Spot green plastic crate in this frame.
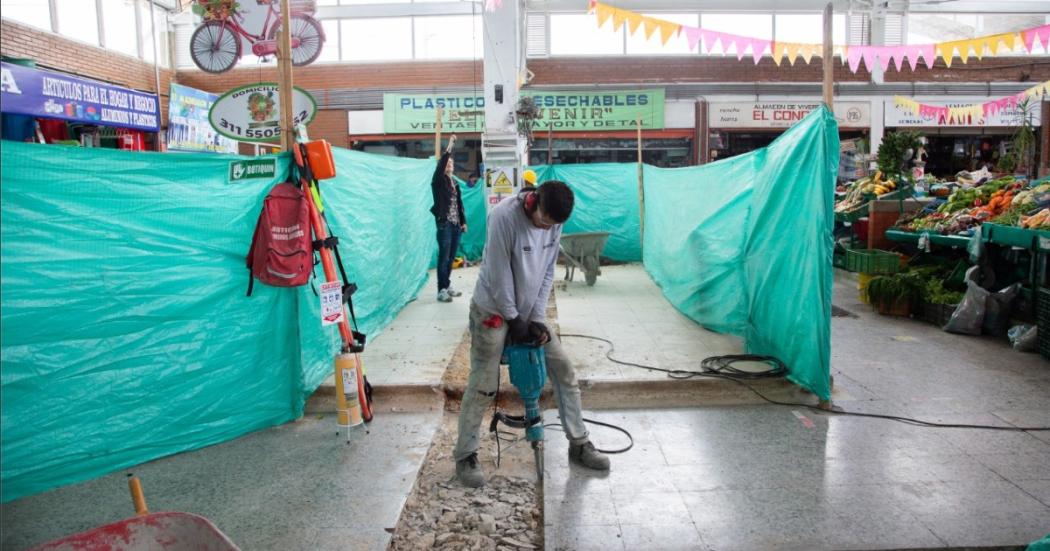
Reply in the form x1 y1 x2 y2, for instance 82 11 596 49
845 248 900 275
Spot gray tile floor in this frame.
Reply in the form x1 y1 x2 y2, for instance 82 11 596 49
5 264 1049 551
0 411 441 551
543 268 1050 551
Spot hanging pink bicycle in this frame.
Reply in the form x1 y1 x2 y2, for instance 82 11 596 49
190 0 325 74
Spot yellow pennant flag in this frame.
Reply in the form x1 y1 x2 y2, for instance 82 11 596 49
657 20 680 45
642 16 659 40
797 43 817 64
784 42 801 65
625 10 643 35
936 43 957 68
611 8 628 32
595 3 613 29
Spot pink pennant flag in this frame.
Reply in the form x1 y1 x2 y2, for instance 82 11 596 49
701 30 721 54
917 44 936 69
683 26 702 51
846 46 866 73
750 39 770 63
861 48 877 73
1023 24 1050 52
887 45 910 72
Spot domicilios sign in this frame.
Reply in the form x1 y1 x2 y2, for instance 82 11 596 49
209 83 316 142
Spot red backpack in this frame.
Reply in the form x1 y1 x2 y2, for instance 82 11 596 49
246 182 313 295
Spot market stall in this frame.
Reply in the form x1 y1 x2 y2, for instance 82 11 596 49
0 60 161 150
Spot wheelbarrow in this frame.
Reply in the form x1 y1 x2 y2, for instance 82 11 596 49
560 231 610 286
29 476 239 551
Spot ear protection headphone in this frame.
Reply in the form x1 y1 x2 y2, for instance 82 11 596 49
524 191 538 211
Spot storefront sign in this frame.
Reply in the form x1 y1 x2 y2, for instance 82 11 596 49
167 84 237 153
0 61 160 131
709 102 870 129
209 83 316 142
884 99 1042 127
228 158 277 183
382 89 665 133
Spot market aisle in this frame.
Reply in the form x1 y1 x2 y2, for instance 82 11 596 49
326 266 478 388
557 264 745 382
543 269 1050 551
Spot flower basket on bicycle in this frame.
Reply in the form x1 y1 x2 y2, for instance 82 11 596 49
194 0 239 21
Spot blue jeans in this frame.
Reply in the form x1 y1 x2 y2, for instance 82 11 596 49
436 221 462 291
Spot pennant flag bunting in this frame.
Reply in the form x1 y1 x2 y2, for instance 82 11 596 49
893 81 1050 122
591 2 1050 73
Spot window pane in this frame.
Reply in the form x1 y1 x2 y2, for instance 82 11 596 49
773 14 846 48
1 0 52 30
101 0 138 56
906 13 978 44
550 14 623 55
340 17 412 61
626 13 698 55
702 13 771 55
56 0 100 45
318 19 340 61
154 5 169 67
415 15 481 59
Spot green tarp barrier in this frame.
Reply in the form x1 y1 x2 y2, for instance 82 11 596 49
0 143 437 502
534 164 641 262
643 107 837 400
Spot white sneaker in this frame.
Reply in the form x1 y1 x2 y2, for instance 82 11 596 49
437 289 453 302
447 287 463 297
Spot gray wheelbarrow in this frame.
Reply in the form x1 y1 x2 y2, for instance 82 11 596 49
560 232 611 286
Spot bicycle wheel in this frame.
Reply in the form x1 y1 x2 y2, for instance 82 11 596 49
268 15 324 67
190 21 240 74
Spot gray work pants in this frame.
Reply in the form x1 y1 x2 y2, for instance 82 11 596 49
453 300 590 461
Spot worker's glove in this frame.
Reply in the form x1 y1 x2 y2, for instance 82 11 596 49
528 321 550 345
507 316 530 344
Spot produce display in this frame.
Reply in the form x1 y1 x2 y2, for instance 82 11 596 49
895 177 1050 234
835 171 899 214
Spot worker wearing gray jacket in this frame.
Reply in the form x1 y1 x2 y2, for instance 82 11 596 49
453 180 610 488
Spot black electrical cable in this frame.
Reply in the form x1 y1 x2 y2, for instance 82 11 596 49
560 333 1050 432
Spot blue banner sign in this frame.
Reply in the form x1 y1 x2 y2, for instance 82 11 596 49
167 83 237 153
0 61 160 131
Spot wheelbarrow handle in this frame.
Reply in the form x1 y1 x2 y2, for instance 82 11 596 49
128 474 149 516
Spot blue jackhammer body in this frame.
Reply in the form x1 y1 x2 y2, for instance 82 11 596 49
502 345 547 443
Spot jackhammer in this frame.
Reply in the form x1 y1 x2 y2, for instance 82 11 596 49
489 344 547 482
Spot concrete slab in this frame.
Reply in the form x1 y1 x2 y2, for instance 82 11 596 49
1 411 442 551
541 266 1050 551
326 267 478 389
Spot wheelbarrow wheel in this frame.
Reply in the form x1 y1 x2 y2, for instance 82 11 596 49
585 269 597 286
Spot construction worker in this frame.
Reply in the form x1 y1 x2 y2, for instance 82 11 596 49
522 168 538 188
453 180 610 488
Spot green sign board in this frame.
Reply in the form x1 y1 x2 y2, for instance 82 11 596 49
228 158 277 183
382 89 665 134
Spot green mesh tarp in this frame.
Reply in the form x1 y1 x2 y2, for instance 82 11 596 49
534 164 641 262
643 107 837 400
0 142 436 502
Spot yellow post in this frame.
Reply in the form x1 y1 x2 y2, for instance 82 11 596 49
822 3 834 109
127 475 148 516
278 0 294 150
637 117 644 246
435 106 444 158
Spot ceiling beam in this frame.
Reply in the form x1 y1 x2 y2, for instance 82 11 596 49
317 2 479 19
